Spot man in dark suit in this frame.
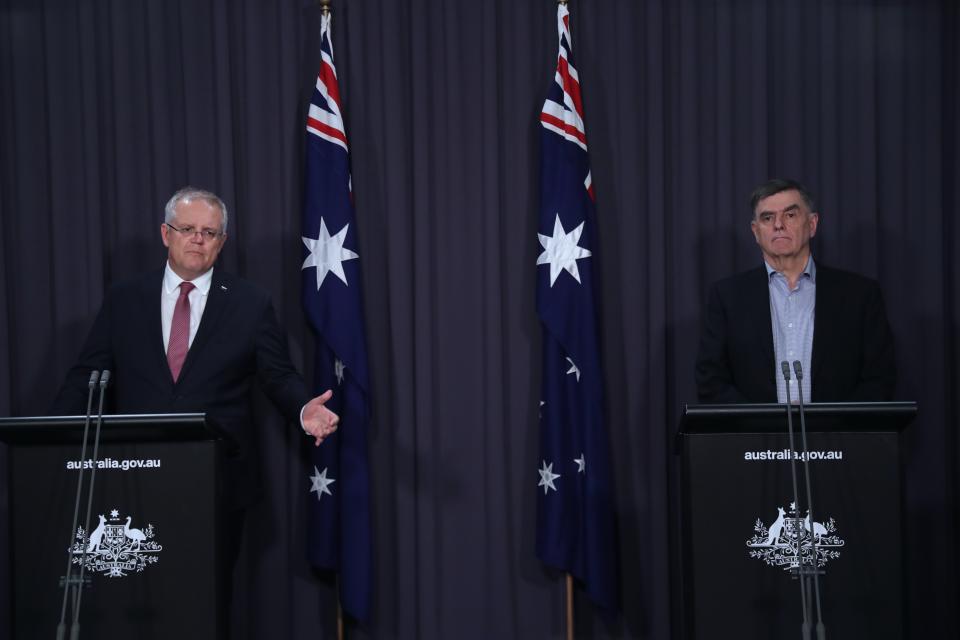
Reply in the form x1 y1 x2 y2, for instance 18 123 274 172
695 178 896 403
50 186 338 562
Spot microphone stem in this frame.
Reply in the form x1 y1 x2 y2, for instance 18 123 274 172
781 362 811 637
58 370 99 633
794 371 826 636
72 371 110 628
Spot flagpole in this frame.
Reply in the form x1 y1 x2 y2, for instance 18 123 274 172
316 4 342 636
316 0 344 634
560 0 574 636
337 580 344 640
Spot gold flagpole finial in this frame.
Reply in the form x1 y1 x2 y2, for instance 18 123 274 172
320 0 332 16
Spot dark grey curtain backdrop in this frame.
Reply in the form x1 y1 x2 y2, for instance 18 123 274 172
0 0 957 637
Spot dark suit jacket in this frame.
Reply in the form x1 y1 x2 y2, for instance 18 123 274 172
50 268 309 507
695 263 896 403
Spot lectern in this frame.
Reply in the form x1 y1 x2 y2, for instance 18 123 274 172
678 402 916 640
0 413 228 640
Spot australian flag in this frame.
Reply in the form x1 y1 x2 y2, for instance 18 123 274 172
301 9 373 622
535 2 619 612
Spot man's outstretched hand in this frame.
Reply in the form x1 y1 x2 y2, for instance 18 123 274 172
303 389 339 446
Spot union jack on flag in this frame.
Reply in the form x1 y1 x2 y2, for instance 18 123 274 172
535 2 619 611
301 9 373 622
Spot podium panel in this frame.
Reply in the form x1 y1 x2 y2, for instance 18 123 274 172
679 403 915 640
1 414 224 640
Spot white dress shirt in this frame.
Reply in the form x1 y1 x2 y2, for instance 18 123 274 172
160 263 214 352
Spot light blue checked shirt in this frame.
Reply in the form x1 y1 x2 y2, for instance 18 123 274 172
766 258 816 403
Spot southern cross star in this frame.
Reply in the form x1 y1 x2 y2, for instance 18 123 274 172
309 466 336 500
574 454 586 473
537 214 592 286
538 460 561 494
302 218 359 289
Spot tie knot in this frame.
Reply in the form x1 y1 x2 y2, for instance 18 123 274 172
179 282 196 297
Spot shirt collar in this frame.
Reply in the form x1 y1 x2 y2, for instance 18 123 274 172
765 256 817 284
163 262 214 295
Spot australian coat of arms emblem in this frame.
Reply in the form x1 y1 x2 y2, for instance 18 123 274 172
69 509 162 578
746 502 844 571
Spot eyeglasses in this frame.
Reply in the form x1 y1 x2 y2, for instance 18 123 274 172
165 222 224 241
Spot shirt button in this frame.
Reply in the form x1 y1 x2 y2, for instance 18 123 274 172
788 323 793 328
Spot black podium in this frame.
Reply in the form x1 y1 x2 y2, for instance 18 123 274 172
678 402 916 640
0 413 228 640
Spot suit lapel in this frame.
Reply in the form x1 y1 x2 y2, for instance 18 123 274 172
142 270 170 381
749 265 775 369
811 264 833 385
743 264 777 400
176 270 230 386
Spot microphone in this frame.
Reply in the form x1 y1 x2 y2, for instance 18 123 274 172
780 362 811 639
781 361 792 383
793 361 827 639
57 370 100 640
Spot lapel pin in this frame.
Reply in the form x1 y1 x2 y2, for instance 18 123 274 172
220 285 228 291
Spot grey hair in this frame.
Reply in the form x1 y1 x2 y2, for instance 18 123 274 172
164 187 229 234
749 178 817 219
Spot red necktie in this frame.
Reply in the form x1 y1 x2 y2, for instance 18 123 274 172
167 282 195 382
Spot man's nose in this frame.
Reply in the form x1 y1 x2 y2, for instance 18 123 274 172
772 214 786 229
